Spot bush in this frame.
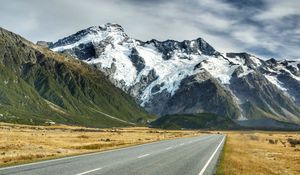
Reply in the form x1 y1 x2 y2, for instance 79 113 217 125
287 138 300 147
249 135 259 141
268 139 277 144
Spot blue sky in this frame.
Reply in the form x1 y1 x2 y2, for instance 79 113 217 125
0 0 299 59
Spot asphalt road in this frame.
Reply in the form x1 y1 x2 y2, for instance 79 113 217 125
0 134 225 175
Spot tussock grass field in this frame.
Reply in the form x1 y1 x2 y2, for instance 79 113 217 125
217 131 300 175
2 122 299 175
0 122 202 167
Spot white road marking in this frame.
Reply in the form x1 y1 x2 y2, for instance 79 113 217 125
138 154 150 158
76 167 102 175
165 146 173 150
198 136 226 175
180 143 185 146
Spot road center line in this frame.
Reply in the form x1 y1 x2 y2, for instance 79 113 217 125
165 146 173 150
198 136 226 175
138 154 150 158
76 167 102 175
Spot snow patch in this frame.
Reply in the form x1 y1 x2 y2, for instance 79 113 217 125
136 45 206 105
250 56 262 67
86 41 137 86
201 56 239 84
264 74 287 91
225 55 255 77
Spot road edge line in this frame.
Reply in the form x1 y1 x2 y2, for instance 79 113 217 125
198 135 226 175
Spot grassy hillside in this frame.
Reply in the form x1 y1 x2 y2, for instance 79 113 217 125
0 27 153 127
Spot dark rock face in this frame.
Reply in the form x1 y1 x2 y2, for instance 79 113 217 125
129 69 158 98
129 48 145 73
226 52 261 68
277 73 300 106
148 72 240 118
62 42 96 60
229 72 300 122
141 38 216 60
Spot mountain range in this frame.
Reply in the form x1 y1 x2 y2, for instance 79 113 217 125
0 23 300 129
47 23 300 129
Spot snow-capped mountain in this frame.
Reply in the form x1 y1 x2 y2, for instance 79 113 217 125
48 23 300 127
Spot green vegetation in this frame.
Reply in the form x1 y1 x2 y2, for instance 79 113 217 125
151 113 238 130
0 27 153 127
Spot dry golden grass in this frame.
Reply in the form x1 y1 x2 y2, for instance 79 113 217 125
0 122 202 167
217 131 300 175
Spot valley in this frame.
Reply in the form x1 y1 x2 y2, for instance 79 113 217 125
1 0 300 174
0 122 202 167
0 25 299 174
1 24 300 130
1 122 299 175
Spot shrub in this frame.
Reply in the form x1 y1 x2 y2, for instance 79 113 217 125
268 139 276 144
249 135 259 141
287 138 300 147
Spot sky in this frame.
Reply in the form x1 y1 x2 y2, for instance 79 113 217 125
0 0 299 59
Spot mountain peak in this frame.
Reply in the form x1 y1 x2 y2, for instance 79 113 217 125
85 23 125 34
101 23 124 31
50 23 128 53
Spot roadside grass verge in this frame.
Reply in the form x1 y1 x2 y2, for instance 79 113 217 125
216 137 228 175
216 131 300 175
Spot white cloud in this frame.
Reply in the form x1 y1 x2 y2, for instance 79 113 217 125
254 0 300 20
0 0 299 59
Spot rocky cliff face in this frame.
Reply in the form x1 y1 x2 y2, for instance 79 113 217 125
49 23 300 126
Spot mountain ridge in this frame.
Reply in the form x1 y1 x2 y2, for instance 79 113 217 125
47 23 300 128
0 26 152 127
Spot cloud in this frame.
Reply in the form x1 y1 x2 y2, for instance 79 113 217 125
0 0 299 59
254 0 300 20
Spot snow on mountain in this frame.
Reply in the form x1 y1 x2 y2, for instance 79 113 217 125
263 59 300 89
264 74 288 91
49 23 300 126
201 56 239 84
135 43 215 105
52 24 126 52
50 23 253 104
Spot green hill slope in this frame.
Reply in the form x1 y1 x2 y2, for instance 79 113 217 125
0 27 153 127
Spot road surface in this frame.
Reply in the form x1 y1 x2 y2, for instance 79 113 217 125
0 134 225 175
